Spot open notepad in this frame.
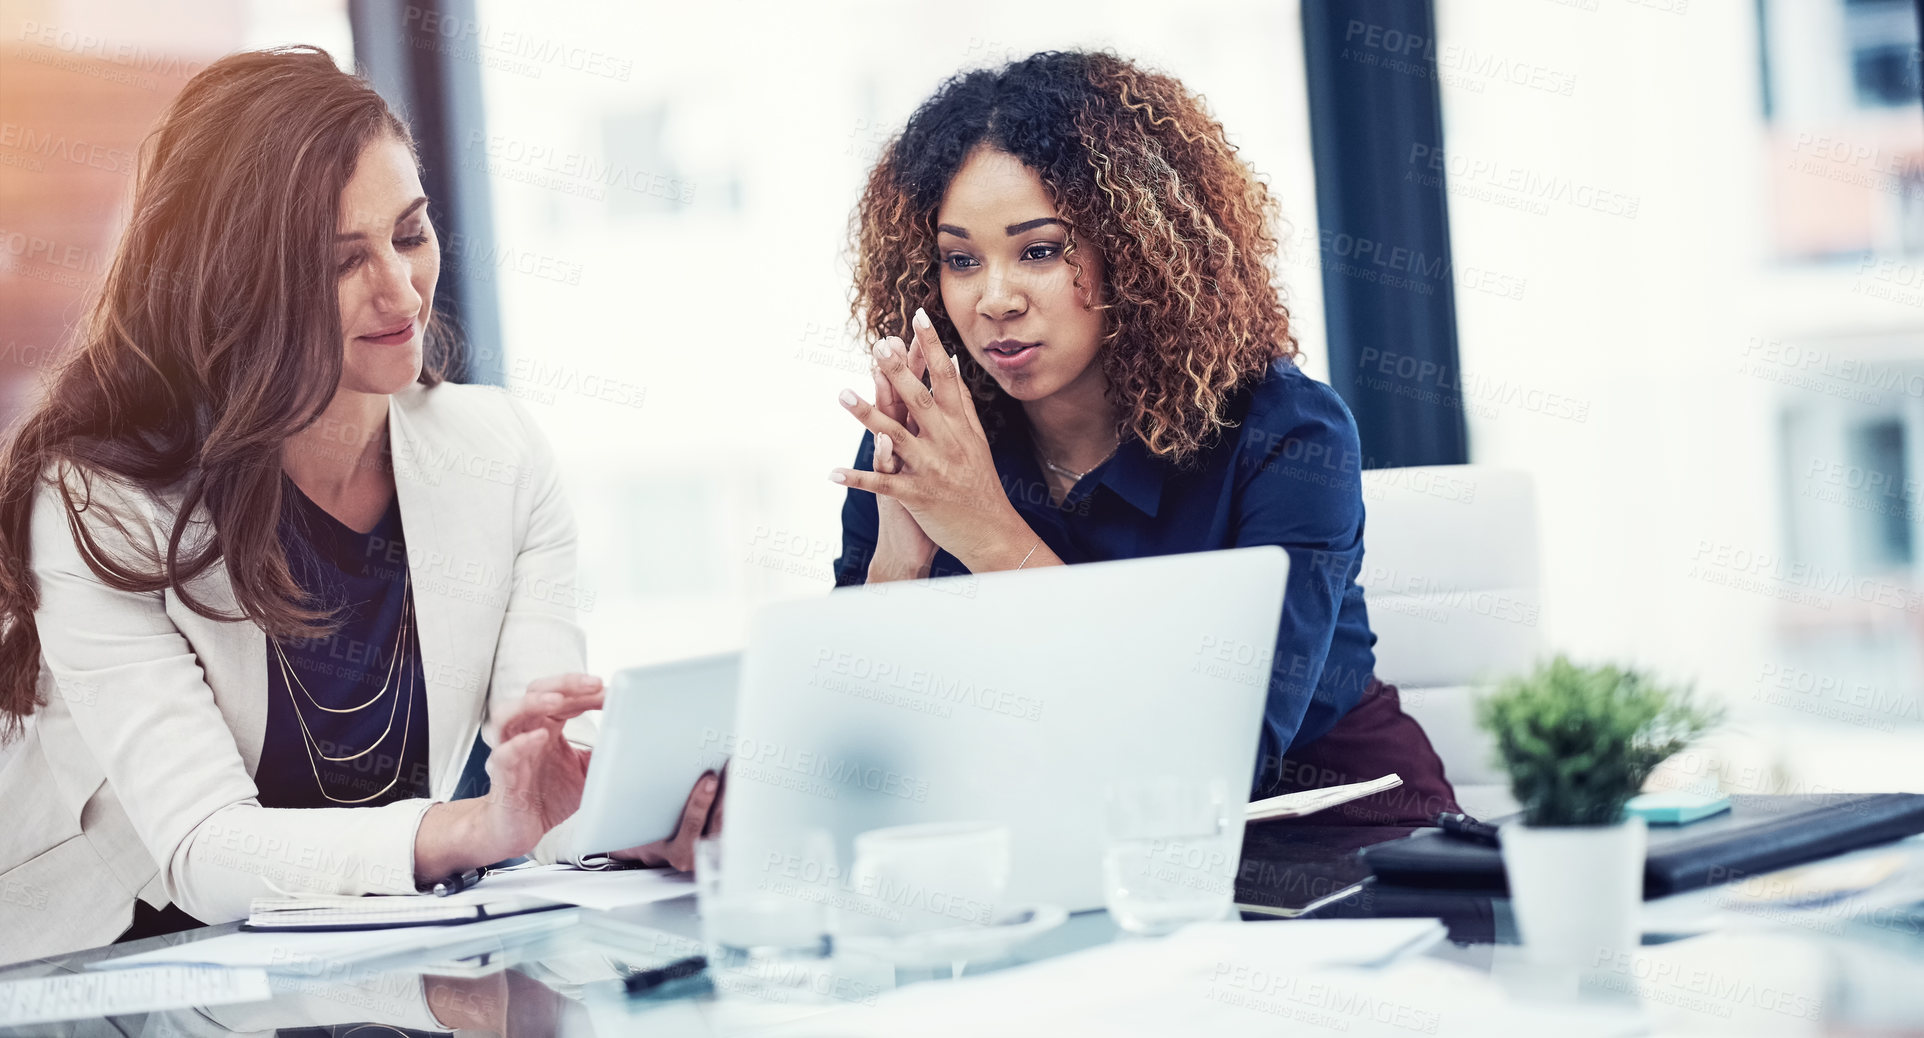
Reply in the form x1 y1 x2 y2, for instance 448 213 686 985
238 862 696 931
243 894 566 932
1245 773 1402 823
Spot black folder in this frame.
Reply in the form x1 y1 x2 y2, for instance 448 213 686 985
1360 793 1924 899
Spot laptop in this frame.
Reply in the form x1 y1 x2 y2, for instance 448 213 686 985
1362 793 1924 898
721 546 1288 913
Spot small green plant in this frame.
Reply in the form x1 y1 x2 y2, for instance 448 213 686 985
1476 656 1722 827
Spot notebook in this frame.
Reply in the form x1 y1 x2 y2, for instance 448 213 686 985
242 894 567 932
1360 793 1924 899
1246 773 1403 823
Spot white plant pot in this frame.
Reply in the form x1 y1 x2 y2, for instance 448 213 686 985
1500 816 1647 969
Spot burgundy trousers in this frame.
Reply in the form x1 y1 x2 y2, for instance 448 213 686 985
1258 679 1461 826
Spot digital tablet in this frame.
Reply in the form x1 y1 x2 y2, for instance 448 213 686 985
570 652 740 860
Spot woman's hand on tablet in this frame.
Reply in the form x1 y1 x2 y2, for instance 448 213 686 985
610 769 723 872
834 308 1037 572
482 673 604 858
416 673 604 881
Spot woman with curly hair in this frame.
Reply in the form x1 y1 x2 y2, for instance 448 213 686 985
830 50 1459 822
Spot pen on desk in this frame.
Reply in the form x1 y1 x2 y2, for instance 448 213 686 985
625 955 708 995
1435 812 1502 847
428 868 485 897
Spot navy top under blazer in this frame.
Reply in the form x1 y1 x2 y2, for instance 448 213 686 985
257 478 432 809
833 360 1379 795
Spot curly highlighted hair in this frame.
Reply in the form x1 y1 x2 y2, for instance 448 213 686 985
850 50 1296 464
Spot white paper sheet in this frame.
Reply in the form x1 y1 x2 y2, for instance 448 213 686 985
89 908 578 971
768 920 1646 1038
0 966 271 1026
1246 774 1405 822
452 863 695 911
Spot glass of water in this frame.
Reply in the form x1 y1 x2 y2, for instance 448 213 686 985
695 831 835 969
1101 777 1237 936
846 821 1012 939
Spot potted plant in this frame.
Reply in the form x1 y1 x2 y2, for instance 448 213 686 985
1475 656 1721 967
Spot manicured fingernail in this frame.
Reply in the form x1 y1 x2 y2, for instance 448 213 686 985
829 469 848 484
877 433 892 454
874 338 899 360
838 388 858 407
702 775 718 793
913 307 932 331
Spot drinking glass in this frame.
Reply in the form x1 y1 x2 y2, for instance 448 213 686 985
694 831 835 968
1101 777 1236 935
846 821 1012 940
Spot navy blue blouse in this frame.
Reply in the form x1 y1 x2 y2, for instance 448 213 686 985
833 360 1378 794
256 479 431 810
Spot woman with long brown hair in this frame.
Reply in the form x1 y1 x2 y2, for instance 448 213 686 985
0 46 711 963
831 50 1460 822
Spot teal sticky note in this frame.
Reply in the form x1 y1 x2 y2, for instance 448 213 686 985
1625 791 1732 825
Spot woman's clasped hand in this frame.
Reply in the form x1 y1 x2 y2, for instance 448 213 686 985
832 309 1034 575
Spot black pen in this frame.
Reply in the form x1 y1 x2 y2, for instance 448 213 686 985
1435 812 1501 847
625 955 708 995
426 867 486 897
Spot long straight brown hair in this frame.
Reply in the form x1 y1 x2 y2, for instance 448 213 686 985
0 46 453 738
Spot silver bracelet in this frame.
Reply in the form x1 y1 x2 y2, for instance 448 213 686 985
1016 540 1040 570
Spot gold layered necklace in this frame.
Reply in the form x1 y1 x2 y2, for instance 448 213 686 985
271 570 419 805
1037 436 1121 504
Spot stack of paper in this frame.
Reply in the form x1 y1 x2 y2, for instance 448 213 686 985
452 862 695 911
1245 774 1403 823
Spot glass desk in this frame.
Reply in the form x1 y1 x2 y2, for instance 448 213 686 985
5 825 1924 1036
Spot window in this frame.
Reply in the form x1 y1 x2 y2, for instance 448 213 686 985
1847 416 1912 568
467 0 1325 670
1439 1 1924 795
0 1 354 419
1843 0 1920 109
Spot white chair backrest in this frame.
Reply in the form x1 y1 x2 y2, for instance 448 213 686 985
1359 466 1541 688
1357 466 1541 798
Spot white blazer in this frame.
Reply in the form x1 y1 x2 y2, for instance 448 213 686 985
0 381 591 965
